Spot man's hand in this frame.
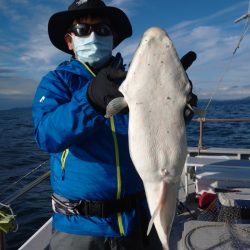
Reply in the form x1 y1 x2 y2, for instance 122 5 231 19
87 67 127 114
180 51 198 123
180 51 197 71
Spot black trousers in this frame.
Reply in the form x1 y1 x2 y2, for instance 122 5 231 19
49 226 162 250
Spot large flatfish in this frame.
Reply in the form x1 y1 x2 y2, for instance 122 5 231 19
106 27 191 250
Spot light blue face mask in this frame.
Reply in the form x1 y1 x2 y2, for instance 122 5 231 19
72 32 113 68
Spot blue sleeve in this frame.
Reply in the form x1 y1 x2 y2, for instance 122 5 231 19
32 70 106 153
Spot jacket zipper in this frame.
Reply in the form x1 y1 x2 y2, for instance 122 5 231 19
61 148 69 181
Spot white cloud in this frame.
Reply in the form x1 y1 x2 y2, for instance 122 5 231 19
0 76 37 98
0 0 30 22
0 74 41 108
169 2 246 34
161 3 250 101
0 89 24 95
107 0 134 7
19 36 60 64
190 26 220 46
0 0 71 83
198 84 250 100
114 40 138 60
108 0 129 5
106 0 139 15
10 0 29 4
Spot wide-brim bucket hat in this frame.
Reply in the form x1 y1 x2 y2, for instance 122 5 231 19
48 0 132 54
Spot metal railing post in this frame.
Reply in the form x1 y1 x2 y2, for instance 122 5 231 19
198 118 205 152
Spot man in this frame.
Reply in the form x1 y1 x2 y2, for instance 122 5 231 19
32 0 197 249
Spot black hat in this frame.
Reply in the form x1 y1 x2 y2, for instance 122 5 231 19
48 0 132 54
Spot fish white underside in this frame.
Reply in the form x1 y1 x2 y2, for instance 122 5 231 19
106 27 190 250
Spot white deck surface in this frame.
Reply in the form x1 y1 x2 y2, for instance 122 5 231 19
186 157 250 168
218 188 250 207
195 164 250 194
188 147 250 159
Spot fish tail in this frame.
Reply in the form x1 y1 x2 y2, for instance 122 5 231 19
145 181 178 250
147 201 161 236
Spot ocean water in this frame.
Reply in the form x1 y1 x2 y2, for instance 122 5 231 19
0 99 250 249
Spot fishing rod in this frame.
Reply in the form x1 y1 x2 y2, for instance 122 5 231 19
234 12 250 23
0 170 50 249
0 171 50 209
0 160 49 198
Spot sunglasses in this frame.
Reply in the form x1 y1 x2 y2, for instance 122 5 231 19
70 23 112 37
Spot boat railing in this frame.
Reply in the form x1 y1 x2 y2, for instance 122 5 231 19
192 117 250 158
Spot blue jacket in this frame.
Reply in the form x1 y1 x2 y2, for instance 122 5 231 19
32 58 146 237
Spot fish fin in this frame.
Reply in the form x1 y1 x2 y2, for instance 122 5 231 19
105 97 128 118
186 104 206 118
144 181 178 249
146 181 168 236
146 181 177 249
147 202 161 235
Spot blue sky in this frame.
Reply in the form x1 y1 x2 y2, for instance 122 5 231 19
0 0 250 110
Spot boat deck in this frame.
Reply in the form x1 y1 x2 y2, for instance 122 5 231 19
170 158 250 250
169 173 198 249
18 149 250 250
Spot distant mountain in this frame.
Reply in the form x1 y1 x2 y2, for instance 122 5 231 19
242 96 250 101
0 106 32 112
199 96 250 104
